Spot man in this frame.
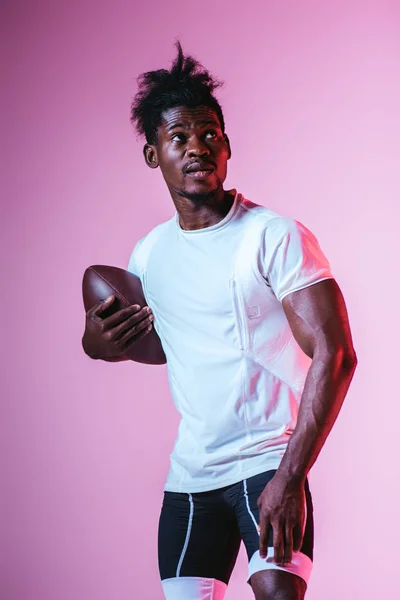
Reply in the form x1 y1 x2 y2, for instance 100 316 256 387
82 42 357 600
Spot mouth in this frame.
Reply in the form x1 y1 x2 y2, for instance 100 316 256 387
184 161 216 179
185 169 214 179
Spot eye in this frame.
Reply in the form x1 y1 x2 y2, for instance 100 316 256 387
171 133 186 142
205 129 218 138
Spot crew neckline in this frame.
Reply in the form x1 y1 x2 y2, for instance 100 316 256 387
175 189 241 234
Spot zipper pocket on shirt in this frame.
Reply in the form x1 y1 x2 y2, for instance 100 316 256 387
230 278 251 440
230 278 248 352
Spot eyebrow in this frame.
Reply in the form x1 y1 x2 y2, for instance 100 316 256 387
166 119 220 133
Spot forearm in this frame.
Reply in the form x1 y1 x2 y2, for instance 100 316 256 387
277 348 357 482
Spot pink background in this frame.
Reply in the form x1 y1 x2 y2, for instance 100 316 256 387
2 1 400 598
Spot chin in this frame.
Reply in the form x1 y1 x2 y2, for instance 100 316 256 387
178 182 222 205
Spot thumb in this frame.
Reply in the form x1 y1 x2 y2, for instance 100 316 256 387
91 295 115 316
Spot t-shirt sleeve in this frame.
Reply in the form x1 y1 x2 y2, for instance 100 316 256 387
127 237 145 277
262 217 334 302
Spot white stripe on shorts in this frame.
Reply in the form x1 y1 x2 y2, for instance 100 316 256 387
176 492 194 577
243 479 260 534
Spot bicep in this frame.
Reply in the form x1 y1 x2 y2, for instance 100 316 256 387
281 279 355 359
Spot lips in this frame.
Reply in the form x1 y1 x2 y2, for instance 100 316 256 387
186 170 214 179
185 162 214 173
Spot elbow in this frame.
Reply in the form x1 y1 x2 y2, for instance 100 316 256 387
341 348 358 374
318 344 358 374
335 345 358 375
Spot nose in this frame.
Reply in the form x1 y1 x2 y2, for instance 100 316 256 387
187 135 210 157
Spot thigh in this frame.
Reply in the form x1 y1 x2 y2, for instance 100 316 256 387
234 471 314 589
158 489 241 598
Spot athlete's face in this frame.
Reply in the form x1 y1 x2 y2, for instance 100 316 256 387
143 106 231 204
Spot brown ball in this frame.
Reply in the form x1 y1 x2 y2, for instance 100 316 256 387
82 265 166 365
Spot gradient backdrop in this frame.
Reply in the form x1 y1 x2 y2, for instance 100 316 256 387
2 1 400 598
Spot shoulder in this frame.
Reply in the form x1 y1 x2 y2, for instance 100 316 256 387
128 216 175 274
135 218 173 255
239 196 311 241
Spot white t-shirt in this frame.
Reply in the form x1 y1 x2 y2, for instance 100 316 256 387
128 190 333 493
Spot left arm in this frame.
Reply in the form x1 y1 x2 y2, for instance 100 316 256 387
257 278 357 564
279 277 357 481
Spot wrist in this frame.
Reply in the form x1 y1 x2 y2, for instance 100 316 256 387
276 460 307 486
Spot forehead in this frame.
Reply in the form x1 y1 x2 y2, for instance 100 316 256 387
159 105 221 132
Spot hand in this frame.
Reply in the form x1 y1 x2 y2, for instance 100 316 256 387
82 295 154 359
257 471 306 566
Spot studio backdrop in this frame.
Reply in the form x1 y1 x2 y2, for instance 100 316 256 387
2 1 400 599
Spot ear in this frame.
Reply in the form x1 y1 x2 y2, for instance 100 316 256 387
224 134 232 160
143 144 159 169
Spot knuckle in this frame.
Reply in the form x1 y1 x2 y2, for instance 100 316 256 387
119 334 129 346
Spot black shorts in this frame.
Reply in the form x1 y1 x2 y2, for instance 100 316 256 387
158 470 314 599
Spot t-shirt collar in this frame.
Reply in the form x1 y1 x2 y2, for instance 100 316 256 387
175 189 241 234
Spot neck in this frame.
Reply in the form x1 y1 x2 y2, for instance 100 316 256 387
173 187 235 231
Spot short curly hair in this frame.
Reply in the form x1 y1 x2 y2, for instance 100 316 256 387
130 40 225 145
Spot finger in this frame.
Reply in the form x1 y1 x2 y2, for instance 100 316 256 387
90 295 115 317
259 520 271 559
272 521 284 565
293 522 304 553
112 309 153 341
117 315 154 345
120 322 153 351
103 304 148 328
283 522 294 565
